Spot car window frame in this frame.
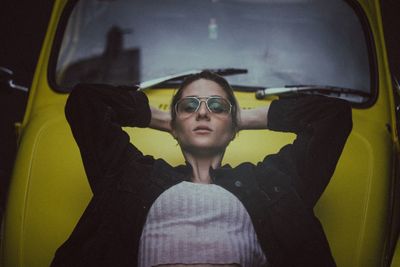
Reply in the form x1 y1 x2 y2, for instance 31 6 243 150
47 0 378 108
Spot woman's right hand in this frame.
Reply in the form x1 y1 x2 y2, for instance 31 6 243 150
149 106 172 133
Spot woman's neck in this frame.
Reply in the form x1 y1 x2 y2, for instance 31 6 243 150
183 152 224 184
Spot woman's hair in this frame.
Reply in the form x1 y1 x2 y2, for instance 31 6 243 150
170 71 239 132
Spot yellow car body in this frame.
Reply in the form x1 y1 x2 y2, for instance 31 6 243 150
1 1 400 267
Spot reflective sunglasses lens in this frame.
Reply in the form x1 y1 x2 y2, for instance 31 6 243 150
207 98 231 114
177 98 199 114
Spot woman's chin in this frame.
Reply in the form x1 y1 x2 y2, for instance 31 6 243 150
181 142 228 156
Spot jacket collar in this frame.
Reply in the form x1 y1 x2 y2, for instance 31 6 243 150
174 161 233 183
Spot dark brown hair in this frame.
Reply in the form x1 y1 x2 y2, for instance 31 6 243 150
170 71 239 132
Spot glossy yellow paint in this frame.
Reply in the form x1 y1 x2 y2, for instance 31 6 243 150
1 0 399 267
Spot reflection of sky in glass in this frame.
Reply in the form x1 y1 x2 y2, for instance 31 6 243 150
57 0 370 91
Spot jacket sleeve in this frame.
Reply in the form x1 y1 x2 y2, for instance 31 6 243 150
65 83 153 194
262 95 352 207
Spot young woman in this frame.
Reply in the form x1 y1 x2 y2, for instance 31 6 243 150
51 71 352 267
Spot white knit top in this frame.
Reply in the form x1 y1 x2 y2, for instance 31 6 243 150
138 181 267 267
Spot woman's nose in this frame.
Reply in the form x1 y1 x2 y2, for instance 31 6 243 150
196 101 210 119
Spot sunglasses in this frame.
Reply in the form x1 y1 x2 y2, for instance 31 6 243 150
175 96 232 116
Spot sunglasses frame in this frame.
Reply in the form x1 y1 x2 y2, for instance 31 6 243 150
175 96 232 116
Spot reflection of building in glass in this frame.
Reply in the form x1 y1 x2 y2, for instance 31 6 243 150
61 26 140 88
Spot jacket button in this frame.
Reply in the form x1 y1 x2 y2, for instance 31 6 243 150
273 186 281 192
234 181 242 187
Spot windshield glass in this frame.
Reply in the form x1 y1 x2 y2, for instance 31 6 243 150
54 0 372 102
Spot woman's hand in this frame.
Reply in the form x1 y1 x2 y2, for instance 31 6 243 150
149 106 172 133
237 106 269 131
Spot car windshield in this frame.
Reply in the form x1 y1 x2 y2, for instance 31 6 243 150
54 0 372 103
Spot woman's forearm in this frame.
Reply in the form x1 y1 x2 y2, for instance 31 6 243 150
238 106 269 130
149 106 172 132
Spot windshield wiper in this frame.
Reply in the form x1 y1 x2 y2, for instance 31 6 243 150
138 68 247 90
255 85 370 99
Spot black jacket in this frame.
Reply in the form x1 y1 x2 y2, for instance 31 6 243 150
51 84 352 267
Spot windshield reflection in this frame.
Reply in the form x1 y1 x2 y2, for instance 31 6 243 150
55 0 372 102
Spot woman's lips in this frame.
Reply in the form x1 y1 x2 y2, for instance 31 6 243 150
193 126 212 134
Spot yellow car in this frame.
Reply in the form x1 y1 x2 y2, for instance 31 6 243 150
1 0 400 266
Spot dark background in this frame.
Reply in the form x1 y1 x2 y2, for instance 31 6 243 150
0 1 399 219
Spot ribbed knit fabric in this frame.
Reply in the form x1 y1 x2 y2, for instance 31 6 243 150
138 181 267 267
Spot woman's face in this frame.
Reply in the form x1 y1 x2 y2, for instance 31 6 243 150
172 79 235 156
